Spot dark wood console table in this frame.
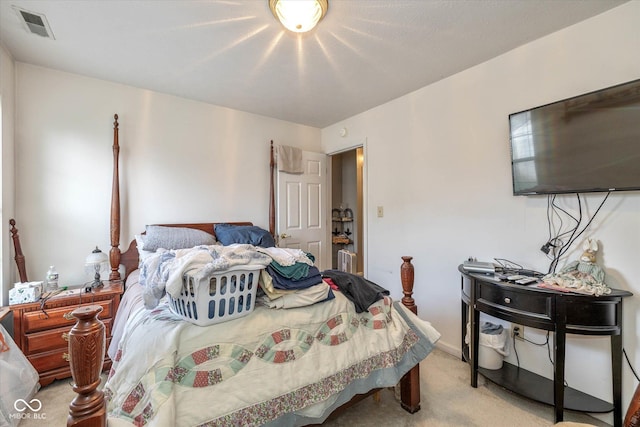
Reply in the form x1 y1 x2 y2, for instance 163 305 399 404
460 265 632 426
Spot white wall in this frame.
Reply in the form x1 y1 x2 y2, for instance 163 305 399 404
322 2 640 422
8 2 640 420
14 64 321 286
1 43 16 306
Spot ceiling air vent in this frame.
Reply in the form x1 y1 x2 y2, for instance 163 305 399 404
14 7 55 39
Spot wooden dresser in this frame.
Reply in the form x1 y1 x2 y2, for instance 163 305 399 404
10 281 123 386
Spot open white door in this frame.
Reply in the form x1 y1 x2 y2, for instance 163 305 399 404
277 150 328 270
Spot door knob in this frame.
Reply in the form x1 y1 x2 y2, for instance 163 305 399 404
280 233 291 239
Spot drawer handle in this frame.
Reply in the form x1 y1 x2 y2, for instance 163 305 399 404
63 311 75 321
61 332 69 342
504 297 511 304
62 353 70 362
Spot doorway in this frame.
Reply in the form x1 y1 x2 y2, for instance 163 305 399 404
330 147 364 274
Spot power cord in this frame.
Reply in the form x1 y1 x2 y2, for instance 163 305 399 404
512 328 568 387
494 258 523 271
512 328 640 389
494 258 543 277
624 348 640 382
38 287 69 319
541 195 579 257
512 328 553 365
38 286 94 319
543 192 610 274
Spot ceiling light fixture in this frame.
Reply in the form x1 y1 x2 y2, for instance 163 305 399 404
269 0 328 33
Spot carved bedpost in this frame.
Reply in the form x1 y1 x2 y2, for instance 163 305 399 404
269 140 276 239
109 114 121 281
399 255 420 413
67 305 106 427
9 219 28 283
401 256 416 314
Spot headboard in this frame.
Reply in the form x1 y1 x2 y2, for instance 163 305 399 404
119 222 252 281
108 114 277 282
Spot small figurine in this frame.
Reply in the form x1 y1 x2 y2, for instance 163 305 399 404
542 238 611 296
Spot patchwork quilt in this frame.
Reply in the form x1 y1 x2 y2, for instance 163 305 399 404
104 291 439 426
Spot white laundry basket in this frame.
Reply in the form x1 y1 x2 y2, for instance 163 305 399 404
168 265 263 326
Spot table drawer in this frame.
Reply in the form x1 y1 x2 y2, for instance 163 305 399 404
22 300 113 333
477 282 553 320
24 319 112 355
565 297 622 333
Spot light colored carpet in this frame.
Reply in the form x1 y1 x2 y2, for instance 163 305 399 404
19 348 609 426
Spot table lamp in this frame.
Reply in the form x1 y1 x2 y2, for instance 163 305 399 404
85 246 108 291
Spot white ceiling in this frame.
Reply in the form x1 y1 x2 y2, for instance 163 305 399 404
0 0 628 128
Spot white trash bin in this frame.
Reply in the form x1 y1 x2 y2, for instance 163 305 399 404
466 321 510 370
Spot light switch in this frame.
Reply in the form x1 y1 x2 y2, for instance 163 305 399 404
377 206 384 217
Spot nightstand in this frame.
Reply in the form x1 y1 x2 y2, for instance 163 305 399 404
9 281 123 386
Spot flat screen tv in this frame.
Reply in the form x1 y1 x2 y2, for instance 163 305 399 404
509 79 640 195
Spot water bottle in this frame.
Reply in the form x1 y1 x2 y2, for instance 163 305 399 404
46 265 59 291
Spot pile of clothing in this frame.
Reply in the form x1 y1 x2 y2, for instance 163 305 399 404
257 247 334 309
321 270 389 313
257 248 391 313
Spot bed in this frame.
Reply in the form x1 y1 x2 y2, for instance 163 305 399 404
66 115 440 427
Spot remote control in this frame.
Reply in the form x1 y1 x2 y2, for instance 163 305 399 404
516 277 538 285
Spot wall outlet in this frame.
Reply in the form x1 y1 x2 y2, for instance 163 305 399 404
512 324 525 341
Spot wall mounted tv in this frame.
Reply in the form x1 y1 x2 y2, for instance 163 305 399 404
509 79 640 195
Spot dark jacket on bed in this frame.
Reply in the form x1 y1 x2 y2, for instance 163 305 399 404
321 270 389 313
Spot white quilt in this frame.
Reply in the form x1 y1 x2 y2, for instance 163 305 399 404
104 291 439 426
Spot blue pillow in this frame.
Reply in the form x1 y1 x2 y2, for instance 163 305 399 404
214 224 276 248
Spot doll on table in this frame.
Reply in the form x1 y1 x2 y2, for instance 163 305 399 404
541 238 611 296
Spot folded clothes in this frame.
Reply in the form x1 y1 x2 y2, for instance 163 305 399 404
268 260 310 280
267 265 323 290
258 282 334 309
259 270 297 299
256 247 314 267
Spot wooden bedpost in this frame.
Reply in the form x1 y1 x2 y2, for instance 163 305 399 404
269 140 276 239
67 305 106 427
9 219 28 283
68 114 119 425
401 256 417 314
399 256 421 413
109 114 121 281
626 382 640 427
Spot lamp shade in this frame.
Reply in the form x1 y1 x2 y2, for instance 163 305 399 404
85 246 108 290
269 0 328 33
86 246 108 267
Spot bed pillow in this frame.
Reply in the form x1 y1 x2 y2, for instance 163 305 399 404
214 224 276 248
142 225 217 251
135 234 155 262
